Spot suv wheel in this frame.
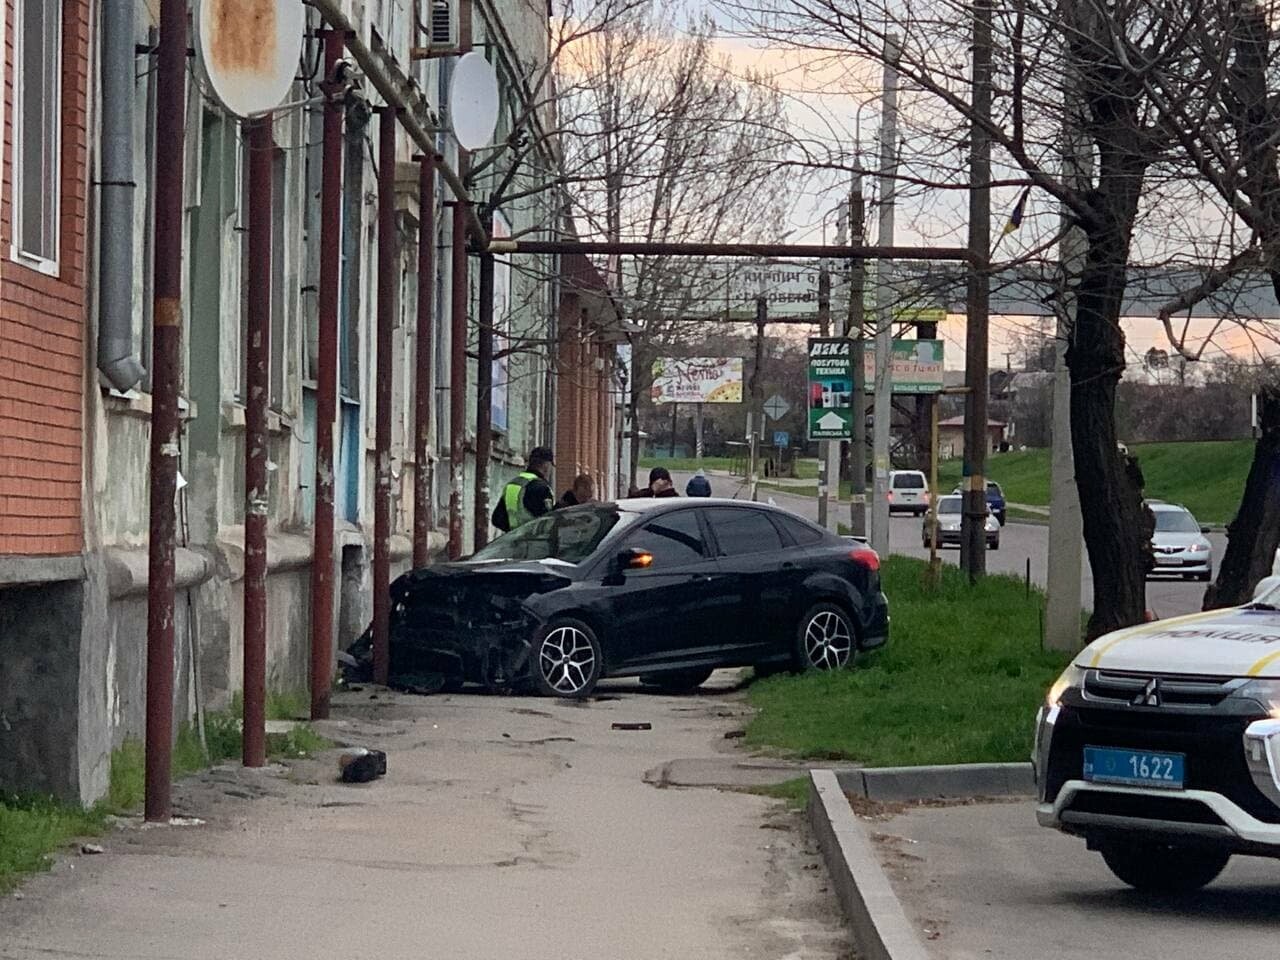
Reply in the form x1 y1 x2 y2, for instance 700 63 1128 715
1099 842 1230 892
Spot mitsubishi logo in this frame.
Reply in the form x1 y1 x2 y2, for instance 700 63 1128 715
1135 678 1161 707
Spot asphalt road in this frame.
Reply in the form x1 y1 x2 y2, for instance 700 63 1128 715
875 799 1280 960
666 470 1222 619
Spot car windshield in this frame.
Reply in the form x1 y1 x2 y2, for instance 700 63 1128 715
1153 509 1200 534
987 482 1001 496
937 498 962 514
894 474 925 489
470 506 631 564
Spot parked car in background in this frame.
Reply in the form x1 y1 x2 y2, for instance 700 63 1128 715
1147 502 1213 582
951 480 1007 525
888 470 930 516
344 500 889 698
922 494 1000 550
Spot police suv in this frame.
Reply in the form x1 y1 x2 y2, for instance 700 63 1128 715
1035 575 1280 891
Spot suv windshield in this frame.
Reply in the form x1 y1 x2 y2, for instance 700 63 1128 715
470 507 630 564
894 473 926 489
1153 509 1200 534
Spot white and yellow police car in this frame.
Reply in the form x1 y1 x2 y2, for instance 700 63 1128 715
1035 576 1280 891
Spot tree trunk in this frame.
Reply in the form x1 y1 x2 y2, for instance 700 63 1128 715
1069 223 1152 640
1205 384 1280 609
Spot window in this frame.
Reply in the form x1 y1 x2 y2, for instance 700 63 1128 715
987 482 1002 496
629 510 707 567
775 513 824 547
14 0 61 268
892 473 926 490
705 508 784 557
471 507 627 565
937 497 962 515
1154 509 1200 534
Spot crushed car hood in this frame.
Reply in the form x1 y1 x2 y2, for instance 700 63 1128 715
1077 607 1280 678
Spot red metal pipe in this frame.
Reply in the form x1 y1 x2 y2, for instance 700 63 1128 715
309 30 344 721
489 240 975 262
144 0 186 823
242 114 273 768
473 252 494 549
373 108 398 686
448 183 469 560
413 154 436 568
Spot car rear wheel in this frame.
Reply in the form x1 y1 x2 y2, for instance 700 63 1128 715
639 667 715 692
988 536 1000 551
533 619 603 698
796 603 855 672
1099 842 1230 892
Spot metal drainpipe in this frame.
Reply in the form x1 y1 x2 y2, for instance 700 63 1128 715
372 107 398 686
242 114 273 769
412 153 437 568
309 29 345 721
473 251 494 549
448 192 469 560
98 0 144 390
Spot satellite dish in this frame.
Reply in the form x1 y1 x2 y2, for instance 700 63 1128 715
194 0 305 118
450 52 500 151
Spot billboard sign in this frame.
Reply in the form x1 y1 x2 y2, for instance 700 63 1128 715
807 338 853 440
863 339 945 394
651 357 744 404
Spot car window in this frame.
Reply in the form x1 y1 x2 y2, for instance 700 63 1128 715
986 482 1002 496
774 513 825 546
627 510 708 567
1153 509 1200 534
705 507 785 557
893 473 926 489
937 498 962 514
470 506 629 564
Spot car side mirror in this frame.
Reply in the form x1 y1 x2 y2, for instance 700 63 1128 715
1254 576 1280 602
616 547 653 572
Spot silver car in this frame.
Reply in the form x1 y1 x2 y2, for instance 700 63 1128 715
1147 502 1212 582
922 494 1000 550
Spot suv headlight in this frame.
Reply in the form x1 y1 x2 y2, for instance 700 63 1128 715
1239 678 1280 718
1047 664 1086 707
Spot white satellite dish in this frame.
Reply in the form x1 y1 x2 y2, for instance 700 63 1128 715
193 0 305 118
450 52 501 151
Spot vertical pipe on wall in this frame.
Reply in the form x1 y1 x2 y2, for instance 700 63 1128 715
309 29 345 721
474 252 494 548
413 153 436 568
372 107 398 686
242 114 274 769
448 196 469 560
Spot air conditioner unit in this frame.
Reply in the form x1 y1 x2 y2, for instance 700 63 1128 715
429 0 456 46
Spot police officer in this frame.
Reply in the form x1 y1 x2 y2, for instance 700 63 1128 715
492 447 556 533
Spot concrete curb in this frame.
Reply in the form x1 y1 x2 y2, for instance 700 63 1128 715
837 762 1034 803
808 769 930 960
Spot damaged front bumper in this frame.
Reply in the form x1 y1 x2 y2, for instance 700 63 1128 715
343 564 570 693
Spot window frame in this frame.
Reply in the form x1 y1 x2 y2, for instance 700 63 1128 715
12 0 63 274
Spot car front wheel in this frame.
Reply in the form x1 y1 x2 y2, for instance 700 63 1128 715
796 603 855 672
1099 842 1230 892
533 618 603 698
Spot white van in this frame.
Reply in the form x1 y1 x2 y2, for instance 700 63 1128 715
887 470 929 516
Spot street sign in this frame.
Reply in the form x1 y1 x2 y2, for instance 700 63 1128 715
807 338 853 440
763 394 790 421
773 430 790 448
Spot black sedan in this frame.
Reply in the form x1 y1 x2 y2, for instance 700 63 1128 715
345 499 889 698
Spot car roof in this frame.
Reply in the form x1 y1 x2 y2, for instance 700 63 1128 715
1148 501 1189 512
613 496 797 515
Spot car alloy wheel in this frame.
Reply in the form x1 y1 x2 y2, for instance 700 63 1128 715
535 619 602 698
798 604 854 671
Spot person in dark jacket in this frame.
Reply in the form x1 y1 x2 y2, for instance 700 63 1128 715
686 469 712 497
491 447 556 532
556 474 596 509
633 466 679 498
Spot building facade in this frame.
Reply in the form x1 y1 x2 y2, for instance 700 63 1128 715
0 0 619 802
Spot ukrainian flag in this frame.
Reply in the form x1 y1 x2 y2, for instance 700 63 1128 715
1003 188 1031 235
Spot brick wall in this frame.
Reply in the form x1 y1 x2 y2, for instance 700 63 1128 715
0 0 89 556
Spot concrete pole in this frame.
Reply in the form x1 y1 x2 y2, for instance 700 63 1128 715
695 403 704 461
848 174 868 538
750 299 767 501
817 262 831 529
1045 57 1091 651
870 34 899 557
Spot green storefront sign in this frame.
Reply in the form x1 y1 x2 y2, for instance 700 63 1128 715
807 338 853 440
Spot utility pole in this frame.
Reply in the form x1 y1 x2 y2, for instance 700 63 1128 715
960 0 992 581
750 298 767 501
144 0 186 823
695 403 704 461
817 261 832 529
1045 53 1091 651
870 34 900 558
848 174 868 538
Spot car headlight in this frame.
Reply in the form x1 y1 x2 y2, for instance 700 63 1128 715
1239 678 1280 718
1047 664 1086 708
1188 542 1210 554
